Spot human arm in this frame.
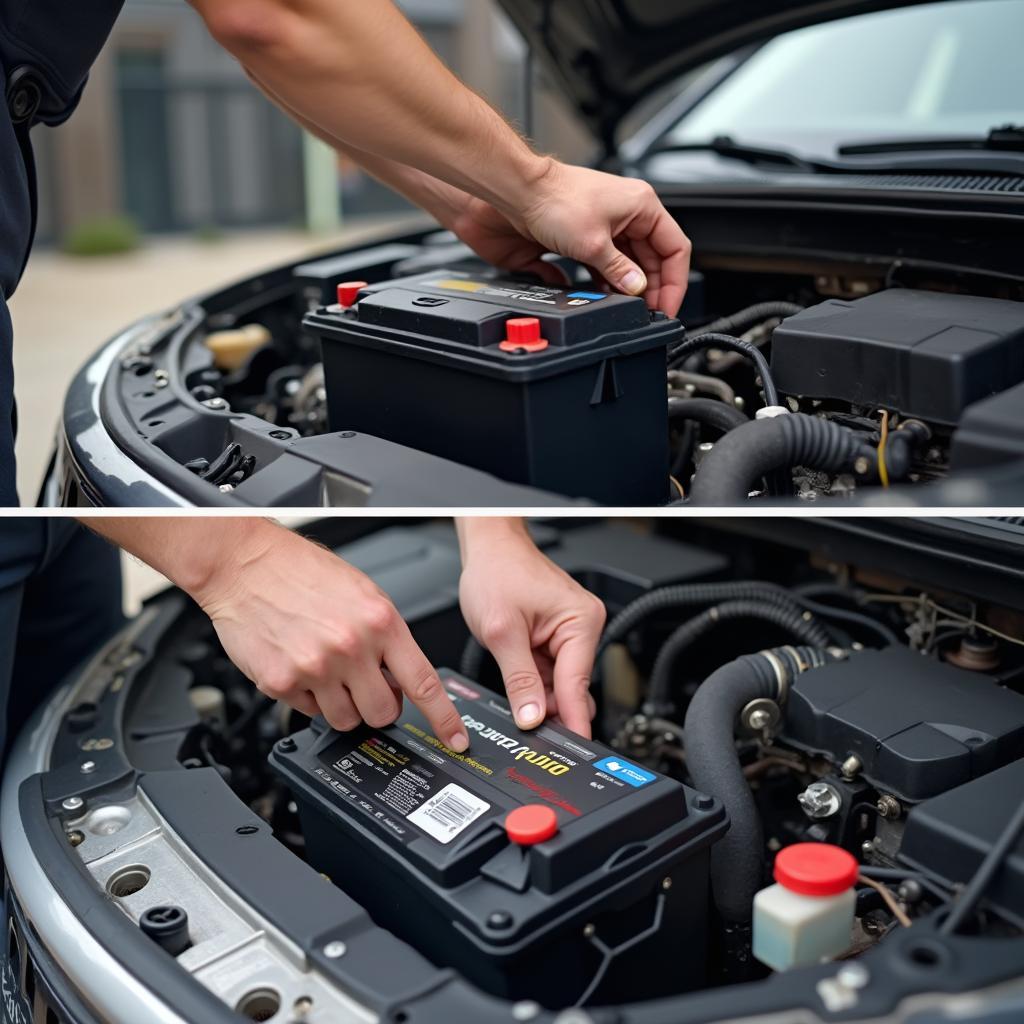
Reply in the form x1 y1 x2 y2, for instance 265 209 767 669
79 517 470 750
456 518 605 737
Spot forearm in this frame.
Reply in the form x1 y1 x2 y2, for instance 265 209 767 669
455 517 530 563
249 69 472 229
78 516 280 601
193 0 550 223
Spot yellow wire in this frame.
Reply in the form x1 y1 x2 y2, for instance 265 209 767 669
669 475 685 500
877 409 891 488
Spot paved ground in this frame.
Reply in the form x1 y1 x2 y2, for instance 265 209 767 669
9 218 415 503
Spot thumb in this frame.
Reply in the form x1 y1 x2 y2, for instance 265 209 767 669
591 238 647 298
483 617 548 730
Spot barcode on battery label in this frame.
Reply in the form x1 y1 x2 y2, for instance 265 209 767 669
407 783 490 844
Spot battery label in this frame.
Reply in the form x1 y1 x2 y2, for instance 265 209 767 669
307 676 664 845
407 783 490 844
423 275 619 312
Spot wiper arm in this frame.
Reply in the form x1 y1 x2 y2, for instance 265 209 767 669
647 134 827 172
838 124 1024 156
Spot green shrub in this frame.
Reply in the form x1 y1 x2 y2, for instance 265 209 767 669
63 216 141 257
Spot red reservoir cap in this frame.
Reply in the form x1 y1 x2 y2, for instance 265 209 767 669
500 317 549 353
336 281 368 308
773 843 859 897
505 804 558 845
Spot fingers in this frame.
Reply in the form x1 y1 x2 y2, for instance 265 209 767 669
315 683 363 732
551 632 600 739
626 206 691 318
480 615 548 730
383 619 469 751
589 235 648 299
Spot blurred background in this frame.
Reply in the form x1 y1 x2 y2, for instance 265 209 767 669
11 0 593 501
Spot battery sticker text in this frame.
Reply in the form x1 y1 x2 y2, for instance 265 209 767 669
461 714 571 776
407 783 490 844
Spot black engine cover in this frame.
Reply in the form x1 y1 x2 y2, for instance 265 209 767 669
782 647 1024 802
771 289 1024 425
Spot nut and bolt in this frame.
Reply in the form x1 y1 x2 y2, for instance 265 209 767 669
201 397 229 411
861 839 876 857
292 996 314 1018
323 940 347 959
854 456 871 476
661 877 673 891
797 782 842 820
876 794 902 819
67 830 85 847
840 755 862 779
269 430 292 440
62 796 84 813
582 923 596 938
747 708 773 730
80 760 97 774
218 483 234 493
487 911 513 930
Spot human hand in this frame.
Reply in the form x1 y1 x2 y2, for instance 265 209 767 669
452 161 691 316
456 519 606 737
192 524 469 751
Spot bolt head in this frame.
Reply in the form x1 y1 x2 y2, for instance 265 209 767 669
841 755 862 779
747 708 772 730
323 940 347 959
582 923 596 938
854 456 871 475
80 760 97 774
797 781 842 819
62 796 84 812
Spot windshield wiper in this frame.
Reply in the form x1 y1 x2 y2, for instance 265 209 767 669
647 134 828 172
838 124 1024 156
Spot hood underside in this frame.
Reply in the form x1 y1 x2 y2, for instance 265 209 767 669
496 0 944 145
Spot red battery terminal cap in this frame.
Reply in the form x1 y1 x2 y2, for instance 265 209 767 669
505 804 558 845
336 281 368 308
500 317 549 353
773 843 859 897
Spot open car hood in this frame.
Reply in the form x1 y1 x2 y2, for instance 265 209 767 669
496 0 943 146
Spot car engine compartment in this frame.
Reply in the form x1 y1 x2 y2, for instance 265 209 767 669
79 211 1024 507
5 517 1024 1022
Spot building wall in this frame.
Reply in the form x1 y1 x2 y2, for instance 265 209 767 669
31 0 594 244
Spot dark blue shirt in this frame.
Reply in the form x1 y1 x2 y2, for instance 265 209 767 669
1 0 124 504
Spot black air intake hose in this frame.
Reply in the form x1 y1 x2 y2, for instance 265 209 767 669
597 582 824 662
700 301 804 338
683 646 842 924
646 601 831 711
668 397 749 436
689 413 875 505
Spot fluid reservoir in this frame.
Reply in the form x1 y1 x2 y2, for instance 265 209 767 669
752 843 858 970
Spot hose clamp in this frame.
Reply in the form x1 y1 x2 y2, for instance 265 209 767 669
760 649 790 703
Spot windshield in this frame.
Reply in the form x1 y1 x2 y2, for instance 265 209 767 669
664 0 1024 159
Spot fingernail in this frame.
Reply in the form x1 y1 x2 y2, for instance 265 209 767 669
449 732 469 753
621 269 646 295
516 702 542 727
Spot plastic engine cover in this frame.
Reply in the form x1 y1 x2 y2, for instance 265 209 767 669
781 647 1024 802
270 671 726 1008
771 289 1024 425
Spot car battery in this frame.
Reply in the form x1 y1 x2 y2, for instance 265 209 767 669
304 271 682 505
270 671 726 1008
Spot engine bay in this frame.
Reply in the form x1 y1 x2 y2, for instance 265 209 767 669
87 221 1024 508
6 517 1024 1022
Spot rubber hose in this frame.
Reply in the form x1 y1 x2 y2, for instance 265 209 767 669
689 413 874 506
700 301 804 337
684 646 837 923
647 600 831 710
597 582 820 661
667 397 749 435
666 333 779 407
